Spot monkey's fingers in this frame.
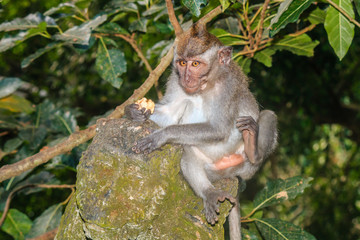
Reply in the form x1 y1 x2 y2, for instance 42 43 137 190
204 201 220 225
140 108 151 119
236 116 257 127
236 118 258 135
136 138 156 153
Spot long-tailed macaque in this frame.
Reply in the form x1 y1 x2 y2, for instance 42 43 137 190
125 24 278 240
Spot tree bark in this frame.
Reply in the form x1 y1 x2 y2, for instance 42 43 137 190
55 118 238 239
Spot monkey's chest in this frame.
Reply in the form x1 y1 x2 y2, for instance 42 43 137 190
178 97 207 124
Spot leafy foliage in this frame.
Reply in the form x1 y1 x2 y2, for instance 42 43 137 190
0 0 359 239
255 218 316 240
269 0 314 37
1 209 32 240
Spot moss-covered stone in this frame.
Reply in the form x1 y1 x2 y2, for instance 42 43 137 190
56 118 238 239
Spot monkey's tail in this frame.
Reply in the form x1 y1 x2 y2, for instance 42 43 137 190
229 198 241 240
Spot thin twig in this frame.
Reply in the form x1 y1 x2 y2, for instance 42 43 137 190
166 0 183 36
233 44 268 59
327 0 360 28
0 184 75 227
288 24 316 37
249 5 262 26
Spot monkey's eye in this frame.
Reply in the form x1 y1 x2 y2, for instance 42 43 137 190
179 60 187 66
192 61 200 67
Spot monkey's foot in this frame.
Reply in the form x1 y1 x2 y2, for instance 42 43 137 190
214 154 245 170
203 190 236 225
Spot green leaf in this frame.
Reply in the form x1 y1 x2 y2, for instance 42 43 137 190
105 1 138 13
0 77 24 98
75 0 92 10
54 14 107 45
154 22 174 34
4 138 23 153
255 218 316 240
355 0 360 17
142 3 166 16
29 126 47 150
235 56 251 74
96 41 126 88
0 12 56 32
0 95 34 114
324 0 355 60
253 48 276 67
51 110 77 135
129 18 148 33
96 22 129 35
272 34 319 57
21 42 62 68
219 0 231 11
26 204 63 238
182 0 207 17
269 0 314 37
1 209 32 240
254 176 313 210
44 3 76 16
307 7 326 25
241 228 261 240
146 40 173 59
0 31 28 53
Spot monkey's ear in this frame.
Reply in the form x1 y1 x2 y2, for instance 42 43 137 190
218 46 232 65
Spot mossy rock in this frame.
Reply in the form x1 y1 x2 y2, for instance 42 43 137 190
56 118 238 240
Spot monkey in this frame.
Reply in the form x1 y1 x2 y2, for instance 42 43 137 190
125 23 278 240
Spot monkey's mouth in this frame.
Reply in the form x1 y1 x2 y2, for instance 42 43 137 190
183 80 207 94
184 85 200 94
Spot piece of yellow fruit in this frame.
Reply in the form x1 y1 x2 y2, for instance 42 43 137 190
135 97 155 114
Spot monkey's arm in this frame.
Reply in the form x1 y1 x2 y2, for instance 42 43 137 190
133 122 228 153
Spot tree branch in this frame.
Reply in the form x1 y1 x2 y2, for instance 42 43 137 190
253 0 271 52
166 0 183 36
0 5 224 183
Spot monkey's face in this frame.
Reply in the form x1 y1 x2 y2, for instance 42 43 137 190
175 57 211 94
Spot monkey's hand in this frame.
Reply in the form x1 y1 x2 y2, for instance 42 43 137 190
132 130 166 154
236 116 259 164
125 103 151 122
203 189 236 225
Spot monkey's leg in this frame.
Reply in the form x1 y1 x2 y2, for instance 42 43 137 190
181 147 236 225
